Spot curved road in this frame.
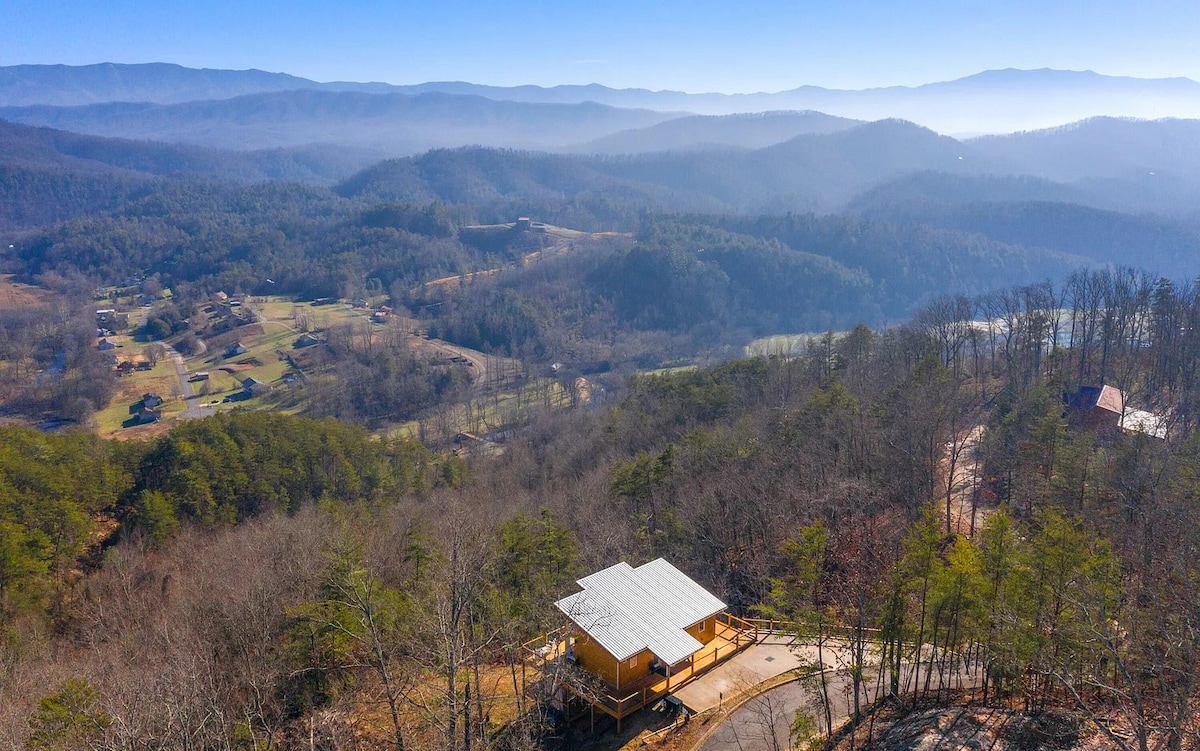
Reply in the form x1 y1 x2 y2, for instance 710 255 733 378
699 659 979 751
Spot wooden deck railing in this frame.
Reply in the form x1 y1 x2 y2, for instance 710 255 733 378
522 612 765 729
718 612 760 643
520 625 568 663
741 616 882 640
569 617 759 728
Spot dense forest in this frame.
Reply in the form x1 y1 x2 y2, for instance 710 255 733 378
5 99 1200 750
3 267 1200 748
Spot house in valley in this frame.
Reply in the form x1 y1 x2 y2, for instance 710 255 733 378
242 377 272 397
134 408 160 425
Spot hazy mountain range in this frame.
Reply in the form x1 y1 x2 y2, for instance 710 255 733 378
0 91 680 153
569 111 863 153
6 112 1200 216
3 63 1200 137
5 62 1200 285
332 117 1200 217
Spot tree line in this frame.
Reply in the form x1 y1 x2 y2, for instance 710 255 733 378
4 271 1200 748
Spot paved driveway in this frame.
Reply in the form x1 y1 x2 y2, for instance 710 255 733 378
673 637 827 713
698 661 981 751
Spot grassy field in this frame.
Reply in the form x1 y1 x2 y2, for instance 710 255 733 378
184 317 304 412
84 292 572 443
0 275 53 309
542 224 586 240
638 364 698 377
250 298 371 330
94 360 183 438
745 331 846 358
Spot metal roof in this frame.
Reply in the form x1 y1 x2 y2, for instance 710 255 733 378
555 558 726 665
1073 384 1125 415
1095 385 1125 415
1121 408 1168 439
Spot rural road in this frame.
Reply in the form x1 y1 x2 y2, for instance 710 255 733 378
169 349 214 420
418 337 513 387
421 231 588 291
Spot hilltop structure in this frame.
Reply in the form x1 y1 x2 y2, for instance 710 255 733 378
1067 384 1168 439
526 558 756 731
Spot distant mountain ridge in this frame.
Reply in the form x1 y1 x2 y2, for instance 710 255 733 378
0 62 399 106
334 115 1200 213
4 63 1200 134
7 111 1200 217
0 90 679 153
970 117 1200 179
0 118 380 183
335 119 987 214
6 110 1200 312
570 111 862 154
0 118 386 229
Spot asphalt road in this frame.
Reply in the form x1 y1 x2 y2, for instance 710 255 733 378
170 349 214 419
699 660 980 751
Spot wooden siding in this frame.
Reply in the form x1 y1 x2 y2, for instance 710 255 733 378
569 626 655 690
570 627 620 687
523 615 759 731
620 648 655 689
685 614 718 646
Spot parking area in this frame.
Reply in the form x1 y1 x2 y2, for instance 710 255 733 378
672 637 828 713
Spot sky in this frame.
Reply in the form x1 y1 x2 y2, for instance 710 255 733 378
3 0 1200 92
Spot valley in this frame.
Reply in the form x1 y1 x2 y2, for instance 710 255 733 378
2 58 1200 751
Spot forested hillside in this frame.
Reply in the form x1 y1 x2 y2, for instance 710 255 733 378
334 117 1200 218
4 267 1200 748
416 216 1085 372
6 113 1200 444
337 120 986 214
5 48 1200 751
850 199 1200 276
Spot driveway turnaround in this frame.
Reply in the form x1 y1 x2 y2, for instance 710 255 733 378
673 636 827 713
697 661 982 751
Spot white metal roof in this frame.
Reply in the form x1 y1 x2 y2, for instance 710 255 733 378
1121 408 1168 439
555 558 726 666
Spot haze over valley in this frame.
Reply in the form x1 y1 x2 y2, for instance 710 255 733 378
4 7 1200 747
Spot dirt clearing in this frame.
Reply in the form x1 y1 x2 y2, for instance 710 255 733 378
0 275 54 309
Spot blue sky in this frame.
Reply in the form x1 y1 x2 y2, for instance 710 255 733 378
3 0 1199 91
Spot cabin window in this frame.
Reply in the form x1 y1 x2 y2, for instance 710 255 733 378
699 621 706 632
628 655 638 669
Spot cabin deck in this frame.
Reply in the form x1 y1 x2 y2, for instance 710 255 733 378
522 613 758 730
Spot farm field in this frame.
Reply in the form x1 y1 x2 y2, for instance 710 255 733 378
0 275 54 309
181 319 303 413
385 376 572 444
82 290 555 443
88 305 184 438
745 331 847 357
